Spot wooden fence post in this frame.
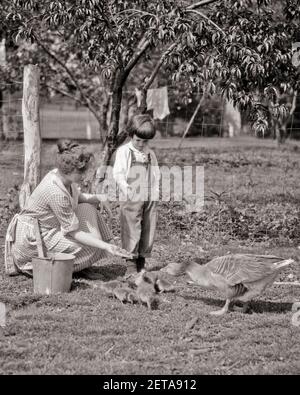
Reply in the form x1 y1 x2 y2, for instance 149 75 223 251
19 65 41 209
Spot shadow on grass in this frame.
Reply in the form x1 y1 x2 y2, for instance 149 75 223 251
100 264 126 280
184 295 293 314
70 281 91 291
73 264 126 282
249 300 293 314
0 294 43 310
1 265 127 308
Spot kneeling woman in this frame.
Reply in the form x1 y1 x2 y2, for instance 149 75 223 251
5 139 127 277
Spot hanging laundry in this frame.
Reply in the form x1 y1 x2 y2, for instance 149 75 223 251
0 39 6 67
135 88 142 108
146 86 170 120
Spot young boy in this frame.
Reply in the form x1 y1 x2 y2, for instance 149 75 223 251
113 114 160 277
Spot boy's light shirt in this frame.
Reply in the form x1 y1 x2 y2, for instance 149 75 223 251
113 141 160 200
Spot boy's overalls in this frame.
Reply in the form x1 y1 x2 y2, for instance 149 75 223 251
120 148 157 266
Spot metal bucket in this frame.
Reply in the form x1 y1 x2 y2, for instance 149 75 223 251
32 253 75 295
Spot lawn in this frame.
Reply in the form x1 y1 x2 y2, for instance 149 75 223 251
0 136 300 375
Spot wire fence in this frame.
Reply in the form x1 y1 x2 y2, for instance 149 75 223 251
0 81 300 141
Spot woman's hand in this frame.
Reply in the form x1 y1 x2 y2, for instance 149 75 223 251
99 200 113 218
105 243 133 258
96 194 113 218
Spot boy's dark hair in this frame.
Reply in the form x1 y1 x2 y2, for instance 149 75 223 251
56 139 93 174
127 114 156 139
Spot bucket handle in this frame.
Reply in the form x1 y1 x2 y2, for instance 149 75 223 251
33 218 45 259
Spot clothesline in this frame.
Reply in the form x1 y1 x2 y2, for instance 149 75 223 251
0 80 200 91
0 80 23 86
0 85 173 121
0 98 23 104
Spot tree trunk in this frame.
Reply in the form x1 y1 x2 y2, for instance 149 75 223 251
19 65 41 209
93 72 124 192
139 88 147 114
121 94 130 129
0 90 4 141
99 94 110 143
1 91 10 140
275 122 286 144
0 40 6 141
92 36 152 191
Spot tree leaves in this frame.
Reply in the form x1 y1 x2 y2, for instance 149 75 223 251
1 0 299 143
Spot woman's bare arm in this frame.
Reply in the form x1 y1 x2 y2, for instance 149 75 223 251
78 193 107 204
69 230 131 258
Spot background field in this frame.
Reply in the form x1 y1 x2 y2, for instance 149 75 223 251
40 105 100 140
0 136 300 375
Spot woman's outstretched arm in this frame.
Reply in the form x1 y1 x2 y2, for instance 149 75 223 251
78 193 107 204
69 230 130 258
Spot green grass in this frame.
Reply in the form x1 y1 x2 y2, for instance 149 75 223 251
0 137 300 375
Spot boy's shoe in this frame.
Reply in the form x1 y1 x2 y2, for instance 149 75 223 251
136 256 145 272
124 259 138 279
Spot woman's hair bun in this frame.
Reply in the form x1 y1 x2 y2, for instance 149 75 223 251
57 139 80 154
56 139 93 174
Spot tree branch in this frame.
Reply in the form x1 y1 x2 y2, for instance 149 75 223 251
44 83 84 105
142 43 177 91
46 62 102 111
254 102 269 112
116 8 159 21
32 32 100 118
186 9 226 36
136 42 178 113
178 90 206 148
290 90 297 116
123 35 151 78
187 0 220 10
